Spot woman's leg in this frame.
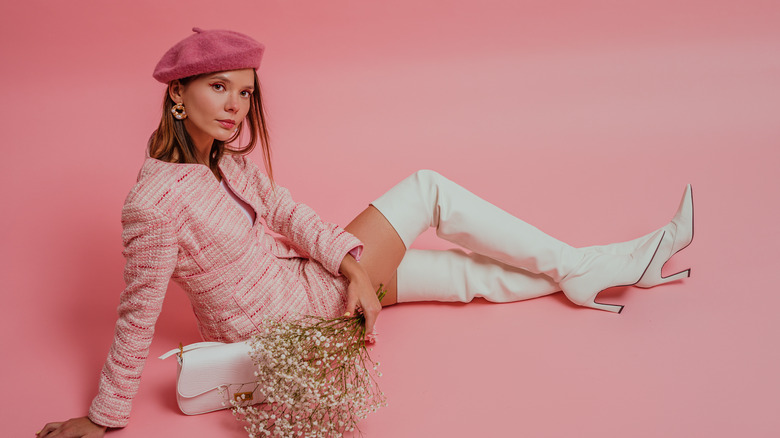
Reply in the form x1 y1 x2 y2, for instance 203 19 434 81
396 248 560 303
343 205 560 307
344 206 406 306
370 170 664 313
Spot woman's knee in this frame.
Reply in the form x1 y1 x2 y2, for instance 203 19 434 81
409 169 454 191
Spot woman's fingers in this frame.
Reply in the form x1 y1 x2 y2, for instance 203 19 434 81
344 287 358 318
361 292 381 340
36 417 106 438
38 422 62 437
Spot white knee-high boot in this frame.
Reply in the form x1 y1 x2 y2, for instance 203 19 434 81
584 184 694 288
396 248 561 303
371 170 664 313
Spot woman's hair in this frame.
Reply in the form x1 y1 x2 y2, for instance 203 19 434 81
148 70 273 182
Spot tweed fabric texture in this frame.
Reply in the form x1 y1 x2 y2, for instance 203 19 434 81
88 154 362 427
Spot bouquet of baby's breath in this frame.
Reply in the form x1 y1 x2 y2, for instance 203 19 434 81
231 286 388 438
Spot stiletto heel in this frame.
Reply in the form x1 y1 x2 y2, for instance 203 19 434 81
583 301 624 314
636 184 694 288
638 268 691 287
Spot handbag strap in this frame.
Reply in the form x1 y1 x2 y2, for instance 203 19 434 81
158 342 227 360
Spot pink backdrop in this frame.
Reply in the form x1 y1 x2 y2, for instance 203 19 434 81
2 0 779 436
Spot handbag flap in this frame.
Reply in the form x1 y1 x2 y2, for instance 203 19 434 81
177 340 257 398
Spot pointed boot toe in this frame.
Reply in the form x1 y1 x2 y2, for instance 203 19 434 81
636 184 694 288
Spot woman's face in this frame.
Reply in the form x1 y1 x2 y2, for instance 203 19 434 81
170 68 255 152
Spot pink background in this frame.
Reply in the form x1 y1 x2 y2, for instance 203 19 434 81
2 0 779 436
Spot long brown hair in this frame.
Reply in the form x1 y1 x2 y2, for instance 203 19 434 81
148 70 273 182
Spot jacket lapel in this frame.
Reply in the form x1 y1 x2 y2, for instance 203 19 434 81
219 156 263 221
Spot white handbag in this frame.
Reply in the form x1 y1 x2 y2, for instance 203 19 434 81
159 340 264 415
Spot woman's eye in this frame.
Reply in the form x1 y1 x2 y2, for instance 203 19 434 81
241 90 252 98
211 83 225 91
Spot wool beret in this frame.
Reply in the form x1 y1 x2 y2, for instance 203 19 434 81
153 27 265 83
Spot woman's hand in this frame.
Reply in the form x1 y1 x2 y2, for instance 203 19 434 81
37 417 106 438
339 254 381 339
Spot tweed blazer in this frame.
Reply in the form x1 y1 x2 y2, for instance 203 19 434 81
88 154 363 428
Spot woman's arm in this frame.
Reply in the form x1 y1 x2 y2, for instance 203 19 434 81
86 198 178 427
38 194 178 434
241 155 364 276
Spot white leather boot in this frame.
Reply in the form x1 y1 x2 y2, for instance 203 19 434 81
583 184 693 287
396 248 561 303
371 170 664 313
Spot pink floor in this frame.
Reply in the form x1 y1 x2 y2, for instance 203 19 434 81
3 1 779 436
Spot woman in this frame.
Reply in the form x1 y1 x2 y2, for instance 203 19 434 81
37 28 693 438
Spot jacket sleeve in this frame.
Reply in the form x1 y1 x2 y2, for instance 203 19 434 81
241 156 363 275
87 196 178 428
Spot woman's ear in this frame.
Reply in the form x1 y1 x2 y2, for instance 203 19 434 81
168 80 184 103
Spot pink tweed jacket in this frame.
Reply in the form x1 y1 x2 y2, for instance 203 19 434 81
87 154 362 428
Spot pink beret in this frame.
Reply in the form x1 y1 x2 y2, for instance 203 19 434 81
153 27 265 83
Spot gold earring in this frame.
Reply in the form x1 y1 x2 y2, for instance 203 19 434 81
171 102 187 120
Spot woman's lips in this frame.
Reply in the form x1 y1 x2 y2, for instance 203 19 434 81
218 119 236 129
